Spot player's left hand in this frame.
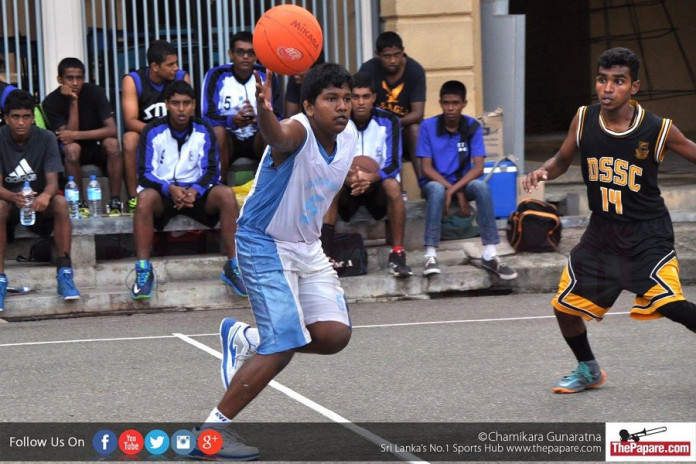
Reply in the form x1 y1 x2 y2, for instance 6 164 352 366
349 170 373 196
60 83 78 100
181 188 197 208
33 192 50 212
56 130 77 144
456 191 472 217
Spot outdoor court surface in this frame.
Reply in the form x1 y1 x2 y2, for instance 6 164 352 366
2 288 695 462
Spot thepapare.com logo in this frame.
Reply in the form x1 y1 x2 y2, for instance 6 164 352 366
606 422 695 462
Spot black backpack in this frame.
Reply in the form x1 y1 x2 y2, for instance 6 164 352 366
329 233 368 277
506 199 562 252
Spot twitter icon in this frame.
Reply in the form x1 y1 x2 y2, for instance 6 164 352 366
144 429 170 455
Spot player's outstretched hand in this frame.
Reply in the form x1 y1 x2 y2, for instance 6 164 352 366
254 70 274 113
523 169 548 193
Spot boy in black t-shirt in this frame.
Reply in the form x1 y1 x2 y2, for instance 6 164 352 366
0 90 81 311
359 32 426 178
42 58 123 216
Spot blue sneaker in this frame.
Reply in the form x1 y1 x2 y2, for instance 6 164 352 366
188 426 259 461
221 260 248 297
131 260 155 300
57 267 81 300
220 318 256 389
553 361 606 393
0 274 7 311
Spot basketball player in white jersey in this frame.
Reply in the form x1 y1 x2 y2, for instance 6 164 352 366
189 63 358 460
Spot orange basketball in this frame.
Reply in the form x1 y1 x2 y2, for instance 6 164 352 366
352 155 381 173
253 4 323 75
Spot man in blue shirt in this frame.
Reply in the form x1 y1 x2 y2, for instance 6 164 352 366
417 80 517 279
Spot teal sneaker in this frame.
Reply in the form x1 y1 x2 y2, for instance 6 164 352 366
221 260 248 297
0 274 7 311
131 260 155 300
553 361 606 393
57 267 81 300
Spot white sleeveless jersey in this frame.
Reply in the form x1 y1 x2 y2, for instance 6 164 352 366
238 113 357 242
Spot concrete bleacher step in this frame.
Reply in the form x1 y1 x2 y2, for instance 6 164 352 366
2 280 251 320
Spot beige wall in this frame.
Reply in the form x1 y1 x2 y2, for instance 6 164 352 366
379 0 483 119
589 0 696 132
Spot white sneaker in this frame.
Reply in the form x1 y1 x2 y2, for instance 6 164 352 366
423 256 441 276
220 318 257 390
189 426 260 461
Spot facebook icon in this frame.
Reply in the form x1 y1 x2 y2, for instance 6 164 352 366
92 430 117 455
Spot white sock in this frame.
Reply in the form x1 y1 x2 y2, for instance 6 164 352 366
205 407 232 425
425 246 437 258
245 327 260 347
482 245 497 261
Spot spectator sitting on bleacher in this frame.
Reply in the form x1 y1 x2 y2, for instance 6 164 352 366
322 72 412 278
0 79 18 127
42 57 122 217
0 90 81 311
201 31 281 184
359 31 425 179
131 81 246 300
122 39 190 212
417 80 517 280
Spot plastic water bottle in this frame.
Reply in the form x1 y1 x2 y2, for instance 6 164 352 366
20 181 35 226
65 176 80 219
237 96 255 139
86 175 102 218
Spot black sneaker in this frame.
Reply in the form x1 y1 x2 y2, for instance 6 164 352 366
221 260 248 297
388 250 413 277
480 255 518 280
108 197 122 216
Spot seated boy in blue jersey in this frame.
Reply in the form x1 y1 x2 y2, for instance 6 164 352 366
0 90 80 311
122 40 190 212
189 64 357 460
201 31 282 184
42 58 122 216
417 80 517 279
131 81 246 299
322 71 412 277
524 47 696 394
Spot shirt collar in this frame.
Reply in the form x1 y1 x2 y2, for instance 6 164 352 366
436 114 468 137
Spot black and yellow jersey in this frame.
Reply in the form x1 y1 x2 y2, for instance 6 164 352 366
576 101 672 221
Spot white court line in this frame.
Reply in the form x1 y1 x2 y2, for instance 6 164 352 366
172 332 427 464
0 312 632 348
0 334 175 348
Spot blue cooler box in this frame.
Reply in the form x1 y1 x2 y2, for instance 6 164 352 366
479 159 517 218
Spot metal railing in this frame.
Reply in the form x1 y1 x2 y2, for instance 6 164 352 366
1 0 369 133
0 0 44 98
82 0 368 136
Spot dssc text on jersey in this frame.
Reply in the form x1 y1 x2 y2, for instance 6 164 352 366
586 156 643 192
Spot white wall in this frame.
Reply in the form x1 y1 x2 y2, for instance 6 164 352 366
41 0 87 92
481 0 526 172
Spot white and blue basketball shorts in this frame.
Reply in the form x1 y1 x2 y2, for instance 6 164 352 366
236 230 351 355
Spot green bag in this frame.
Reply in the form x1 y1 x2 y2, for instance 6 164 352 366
441 214 479 240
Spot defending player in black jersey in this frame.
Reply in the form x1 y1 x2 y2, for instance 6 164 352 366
523 47 696 393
